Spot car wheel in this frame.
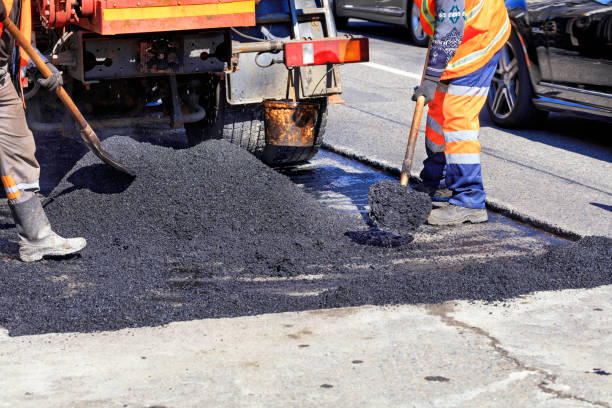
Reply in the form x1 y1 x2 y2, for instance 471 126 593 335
332 0 348 29
486 32 548 128
407 0 429 47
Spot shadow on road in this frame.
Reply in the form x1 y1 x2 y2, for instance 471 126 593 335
480 111 612 163
591 202 612 213
33 126 187 196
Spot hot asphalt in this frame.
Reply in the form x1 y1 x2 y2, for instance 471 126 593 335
0 136 609 337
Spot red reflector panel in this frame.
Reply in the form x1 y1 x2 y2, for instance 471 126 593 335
284 38 369 67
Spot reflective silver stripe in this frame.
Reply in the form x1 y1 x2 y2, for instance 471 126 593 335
426 115 443 136
5 182 40 193
16 182 40 191
426 137 445 153
446 153 481 164
447 17 510 70
465 0 485 21
421 0 435 28
444 130 480 142
436 82 449 93
446 84 489 97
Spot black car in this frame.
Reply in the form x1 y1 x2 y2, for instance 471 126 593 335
331 0 430 46
488 0 612 127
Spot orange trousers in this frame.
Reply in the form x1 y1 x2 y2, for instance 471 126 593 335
419 50 501 209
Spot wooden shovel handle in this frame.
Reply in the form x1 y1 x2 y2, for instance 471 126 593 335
2 17 89 131
400 95 426 186
3 17 136 176
399 39 432 186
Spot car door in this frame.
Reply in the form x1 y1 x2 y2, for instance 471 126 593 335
543 0 612 107
375 0 408 24
336 0 379 21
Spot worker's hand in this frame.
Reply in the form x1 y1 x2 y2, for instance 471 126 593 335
412 78 438 105
37 62 63 93
0 0 7 21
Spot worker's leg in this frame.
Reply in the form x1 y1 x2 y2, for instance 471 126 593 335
418 88 448 192
0 71 86 262
443 51 501 209
427 51 501 225
0 71 40 203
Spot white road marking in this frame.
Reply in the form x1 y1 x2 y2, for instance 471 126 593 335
363 62 422 80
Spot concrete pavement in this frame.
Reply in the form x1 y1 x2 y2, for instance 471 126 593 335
1 286 610 407
326 22 612 238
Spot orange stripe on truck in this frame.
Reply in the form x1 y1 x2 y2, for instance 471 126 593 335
78 0 256 34
103 0 254 21
101 13 254 35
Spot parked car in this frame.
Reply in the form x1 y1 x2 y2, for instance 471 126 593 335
487 0 612 127
332 0 429 46
335 0 612 127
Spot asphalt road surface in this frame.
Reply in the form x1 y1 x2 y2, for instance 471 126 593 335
1 21 611 407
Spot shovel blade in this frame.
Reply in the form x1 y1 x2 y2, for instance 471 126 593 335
80 126 136 177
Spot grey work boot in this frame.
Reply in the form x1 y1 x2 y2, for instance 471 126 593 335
427 203 488 226
9 196 87 262
413 183 452 198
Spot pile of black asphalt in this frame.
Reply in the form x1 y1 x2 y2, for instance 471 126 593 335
368 180 432 234
0 137 610 336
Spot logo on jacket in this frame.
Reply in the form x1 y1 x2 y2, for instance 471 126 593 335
438 6 466 24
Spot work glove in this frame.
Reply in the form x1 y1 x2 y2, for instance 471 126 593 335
37 62 63 93
412 78 438 105
0 0 7 21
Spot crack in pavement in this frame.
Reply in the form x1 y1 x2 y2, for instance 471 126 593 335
425 303 611 408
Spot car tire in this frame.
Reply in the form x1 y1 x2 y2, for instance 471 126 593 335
407 0 429 47
486 32 548 128
332 0 349 29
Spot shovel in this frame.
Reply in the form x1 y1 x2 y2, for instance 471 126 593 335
367 40 433 234
399 95 426 185
399 39 432 186
3 17 136 177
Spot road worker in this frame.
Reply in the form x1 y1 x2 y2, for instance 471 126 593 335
412 0 510 225
1 0 86 261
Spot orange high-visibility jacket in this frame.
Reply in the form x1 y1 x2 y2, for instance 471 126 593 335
418 0 511 79
0 0 32 87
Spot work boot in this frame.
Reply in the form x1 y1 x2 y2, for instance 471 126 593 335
413 182 452 198
427 203 488 226
9 196 87 262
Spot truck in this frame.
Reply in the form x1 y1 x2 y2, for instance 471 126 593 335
20 0 368 165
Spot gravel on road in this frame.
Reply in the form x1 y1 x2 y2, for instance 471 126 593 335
368 180 432 234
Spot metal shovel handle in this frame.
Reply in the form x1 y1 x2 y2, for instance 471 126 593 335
3 17 136 177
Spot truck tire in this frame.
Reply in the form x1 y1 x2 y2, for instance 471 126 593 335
185 81 266 158
185 82 328 165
